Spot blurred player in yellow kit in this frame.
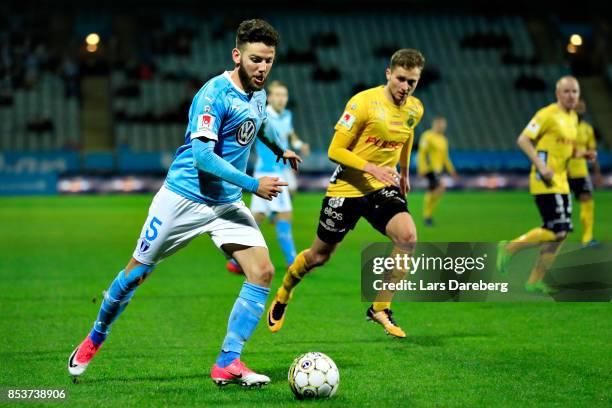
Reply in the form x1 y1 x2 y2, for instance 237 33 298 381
497 76 596 294
417 116 458 225
568 100 602 246
267 49 426 338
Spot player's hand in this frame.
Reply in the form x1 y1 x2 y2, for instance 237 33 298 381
538 166 554 186
400 173 410 195
300 143 311 157
256 177 288 201
364 163 400 187
583 150 597 162
276 150 302 171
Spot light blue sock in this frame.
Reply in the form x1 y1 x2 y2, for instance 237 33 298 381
217 282 270 368
89 264 154 345
276 220 297 266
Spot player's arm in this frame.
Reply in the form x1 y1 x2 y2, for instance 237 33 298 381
257 123 302 171
416 134 428 176
192 138 286 200
518 113 553 185
517 134 553 185
443 140 458 179
328 98 399 186
399 134 414 195
289 131 310 156
188 89 286 200
589 126 603 186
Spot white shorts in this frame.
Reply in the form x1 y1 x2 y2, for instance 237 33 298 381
250 172 293 215
132 186 267 265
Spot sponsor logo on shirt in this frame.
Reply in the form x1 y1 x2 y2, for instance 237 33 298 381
236 119 256 146
364 136 404 150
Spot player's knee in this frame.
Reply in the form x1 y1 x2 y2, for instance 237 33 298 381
252 259 275 285
309 251 331 268
392 230 417 246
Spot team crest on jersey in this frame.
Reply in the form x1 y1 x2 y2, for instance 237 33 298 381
138 239 151 254
236 119 256 146
407 116 415 128
339 111 356 129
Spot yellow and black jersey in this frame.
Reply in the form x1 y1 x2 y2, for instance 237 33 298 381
567 120 596 179
522 103 578 195
417 130 455 175
326 86 424 197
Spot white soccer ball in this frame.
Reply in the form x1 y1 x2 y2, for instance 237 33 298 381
288 352 339 399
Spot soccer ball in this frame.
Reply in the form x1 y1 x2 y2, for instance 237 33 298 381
288 352 339 399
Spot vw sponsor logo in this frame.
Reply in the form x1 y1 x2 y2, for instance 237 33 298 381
236 119 256 146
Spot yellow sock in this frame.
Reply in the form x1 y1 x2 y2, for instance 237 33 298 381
527 242 561 284
430 191 443 215
514 227 557 244
424 192 433 218
373 302 391 312
580 199 594 244
277 250 310 303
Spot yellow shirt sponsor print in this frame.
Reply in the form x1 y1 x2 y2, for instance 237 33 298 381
326 86 424 197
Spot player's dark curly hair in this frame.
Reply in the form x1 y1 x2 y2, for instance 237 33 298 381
390 49 425 71
236 19 279 50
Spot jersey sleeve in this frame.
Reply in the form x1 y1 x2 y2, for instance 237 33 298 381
522 109 548 142
333 93 368 141
188 82 227 142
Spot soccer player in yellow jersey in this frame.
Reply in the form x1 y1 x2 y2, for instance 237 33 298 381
266 49 426 338
417 116 458 225
497 76 596 294
568 100 602 246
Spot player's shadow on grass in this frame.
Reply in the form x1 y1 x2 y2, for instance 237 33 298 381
403 332 492 347
81 372 207 385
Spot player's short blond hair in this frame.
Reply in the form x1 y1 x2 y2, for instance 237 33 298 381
267 80 288 93
555 75 579 92
390 49 425 71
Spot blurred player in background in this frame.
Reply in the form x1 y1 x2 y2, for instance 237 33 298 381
568 100 602 246
497 76 595 294
227 80 310 274
266 49 425 338
417 116 458 226
67 19 301 387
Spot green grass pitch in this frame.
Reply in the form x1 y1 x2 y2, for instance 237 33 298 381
1 191 610 407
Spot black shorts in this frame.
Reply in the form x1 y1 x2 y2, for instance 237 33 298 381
568 177 593 200
425 172 441 191
316 186 409 244
534 194 573 233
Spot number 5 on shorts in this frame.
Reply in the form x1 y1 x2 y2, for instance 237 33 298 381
145 217 163 241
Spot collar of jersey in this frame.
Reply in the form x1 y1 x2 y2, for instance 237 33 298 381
223 71 249 96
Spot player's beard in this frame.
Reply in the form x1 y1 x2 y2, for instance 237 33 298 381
237 63 264 93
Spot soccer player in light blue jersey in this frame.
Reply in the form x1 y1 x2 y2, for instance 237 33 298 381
227 80 310 274
67 19 301 388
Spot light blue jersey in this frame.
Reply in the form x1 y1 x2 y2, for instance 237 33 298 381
254 106 292 174
165 72 267 204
